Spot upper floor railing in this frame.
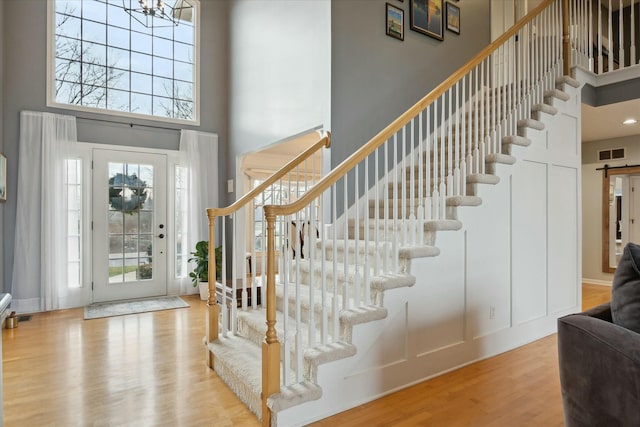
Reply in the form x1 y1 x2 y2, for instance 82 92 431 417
571 0 640 74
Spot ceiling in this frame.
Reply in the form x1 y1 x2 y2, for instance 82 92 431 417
582 99 640 142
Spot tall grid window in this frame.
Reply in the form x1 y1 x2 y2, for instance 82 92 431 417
66 159 83 288
175 165 189 278
51 0 198 122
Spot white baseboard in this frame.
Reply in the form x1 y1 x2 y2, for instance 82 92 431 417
582 278 612 286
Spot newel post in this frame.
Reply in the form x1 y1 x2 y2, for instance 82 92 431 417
262 208 281 427
562 0 571 75
206 212 219 368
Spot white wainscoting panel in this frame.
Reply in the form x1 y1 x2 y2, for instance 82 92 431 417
511 160 548 325
548 165 579 313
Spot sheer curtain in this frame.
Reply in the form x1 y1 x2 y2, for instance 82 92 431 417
11 111 77 312
178 130 219 294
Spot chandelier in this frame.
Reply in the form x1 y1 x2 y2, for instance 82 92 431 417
123 0 193 28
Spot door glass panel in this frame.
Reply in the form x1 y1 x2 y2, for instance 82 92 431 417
140 211 153 233
124 211 139 234
107 161 154 283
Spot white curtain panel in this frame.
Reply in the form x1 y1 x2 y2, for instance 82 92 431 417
178 130 219 294
11 111 77 312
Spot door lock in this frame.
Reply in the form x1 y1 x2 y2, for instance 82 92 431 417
158 233 165 239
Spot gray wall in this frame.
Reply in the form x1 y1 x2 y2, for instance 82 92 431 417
582 78 640 107
330 0 491 169
227 0 331 178
2 0 229 292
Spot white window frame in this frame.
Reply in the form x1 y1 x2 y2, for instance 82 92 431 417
45 0 201 126
65 157 84 289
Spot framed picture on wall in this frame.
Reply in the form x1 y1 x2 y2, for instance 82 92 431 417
0 153 6 202
410 0 444 41
446 2 460 34
386 3 405 41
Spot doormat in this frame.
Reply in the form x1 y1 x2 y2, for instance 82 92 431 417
84 296 189 320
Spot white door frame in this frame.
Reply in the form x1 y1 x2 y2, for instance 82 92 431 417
92 148 169 302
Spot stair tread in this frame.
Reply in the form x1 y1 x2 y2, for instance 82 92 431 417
531 103 558 115
446 195 483 206
467 174 500 185
503 135 531 146
486 153 517 165
268 381 323 413
424 219 463 231
398 245 441 260
556 75 580 88
517 118 545 131
544 88 570 101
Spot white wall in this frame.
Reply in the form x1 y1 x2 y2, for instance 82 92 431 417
582 134 640 284
228 0 331 178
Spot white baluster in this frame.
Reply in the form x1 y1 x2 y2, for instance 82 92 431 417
309 200 316 347
410 117 417 244
440 94 446 220
619 0 625 68
460 77 467 196
479 66 485 171
474 67 480 176
343 175 349 309
447 88 454 196
231 212 238 334
433 99 439 220
632 0 637 65
609 0 613 72
384 140 389 273
354 164 360 306
332 186 338 339
393 133 399 271
295 209 302 383
402 125 407 242
221 217 228 337
598 0 603 73
418 111 425 241
364 157 370 305
426 105 433 220
454 82 461 195
374 148 380 277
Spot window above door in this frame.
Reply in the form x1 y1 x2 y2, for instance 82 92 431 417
47 0 200 125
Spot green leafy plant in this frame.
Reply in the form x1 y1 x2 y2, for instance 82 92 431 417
188 241 222 286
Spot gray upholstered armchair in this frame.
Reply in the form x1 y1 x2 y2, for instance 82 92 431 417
557 302 640 427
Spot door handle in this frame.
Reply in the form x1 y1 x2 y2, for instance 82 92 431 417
158 233 165 239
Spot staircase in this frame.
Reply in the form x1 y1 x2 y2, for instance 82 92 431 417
205 1 583 425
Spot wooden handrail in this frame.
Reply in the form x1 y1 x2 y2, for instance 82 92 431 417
207 130 330 219
265 0 558 218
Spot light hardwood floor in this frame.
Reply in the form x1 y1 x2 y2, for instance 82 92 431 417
3 284 611 426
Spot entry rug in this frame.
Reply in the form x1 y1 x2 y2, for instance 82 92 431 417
84 296 189 320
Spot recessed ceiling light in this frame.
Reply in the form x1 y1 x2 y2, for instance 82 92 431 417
623 118 638 125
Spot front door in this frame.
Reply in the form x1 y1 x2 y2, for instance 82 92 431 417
92 149 168 302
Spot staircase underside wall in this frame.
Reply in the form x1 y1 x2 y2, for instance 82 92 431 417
276 87 582 426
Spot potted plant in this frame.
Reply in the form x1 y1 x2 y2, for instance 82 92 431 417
189 240 222 300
